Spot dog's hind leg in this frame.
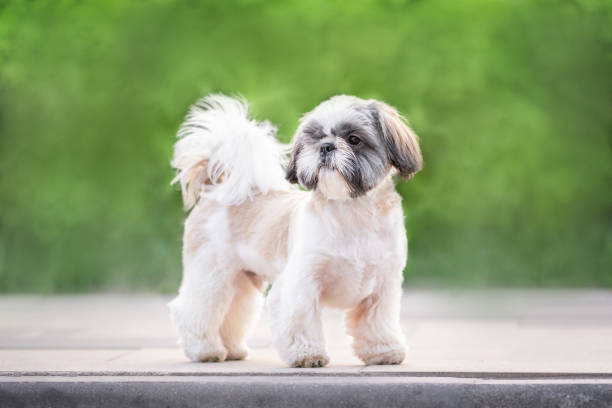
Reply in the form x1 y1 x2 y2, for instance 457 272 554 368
168 246 237 363
219 271 264 361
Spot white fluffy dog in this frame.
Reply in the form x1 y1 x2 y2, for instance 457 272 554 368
168 94 422 367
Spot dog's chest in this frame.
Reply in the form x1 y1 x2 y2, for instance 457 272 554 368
313 212 403 309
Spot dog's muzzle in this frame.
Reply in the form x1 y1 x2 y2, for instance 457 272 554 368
319 143 336 168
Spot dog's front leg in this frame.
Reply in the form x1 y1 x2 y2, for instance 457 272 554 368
267 264 330 368
345 271 406 365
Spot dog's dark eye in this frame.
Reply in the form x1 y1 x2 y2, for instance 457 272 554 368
348 135 361 145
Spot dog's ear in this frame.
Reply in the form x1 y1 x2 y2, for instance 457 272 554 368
285 142 300 184
374 101 423 178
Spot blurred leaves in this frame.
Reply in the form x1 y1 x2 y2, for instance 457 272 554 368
0 0 610 291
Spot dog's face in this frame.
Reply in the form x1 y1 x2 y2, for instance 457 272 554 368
285 95 423 199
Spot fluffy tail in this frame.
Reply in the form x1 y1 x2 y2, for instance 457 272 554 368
171 94 289 208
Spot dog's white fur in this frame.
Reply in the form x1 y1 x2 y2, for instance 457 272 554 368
168 94 422 367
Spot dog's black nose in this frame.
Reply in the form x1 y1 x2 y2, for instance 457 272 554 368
320 143 336 154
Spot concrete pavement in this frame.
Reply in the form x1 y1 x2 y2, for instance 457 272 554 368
1 290 611 406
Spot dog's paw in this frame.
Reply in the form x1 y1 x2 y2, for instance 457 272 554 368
290 353 330 368
282 343 330 368
355 343 406 366
183 339 228 363
225 344 249 361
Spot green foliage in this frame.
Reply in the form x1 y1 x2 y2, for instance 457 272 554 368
0 0 610 292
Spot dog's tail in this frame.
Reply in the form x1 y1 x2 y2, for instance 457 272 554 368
171 94 289 209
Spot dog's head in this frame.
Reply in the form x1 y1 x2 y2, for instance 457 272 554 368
285 95 423 199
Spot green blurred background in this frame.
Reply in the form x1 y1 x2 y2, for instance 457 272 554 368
1 0 610 292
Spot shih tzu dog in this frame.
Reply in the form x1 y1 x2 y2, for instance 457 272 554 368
168 94 422 367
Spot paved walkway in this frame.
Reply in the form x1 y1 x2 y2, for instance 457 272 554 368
1 290 611 406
